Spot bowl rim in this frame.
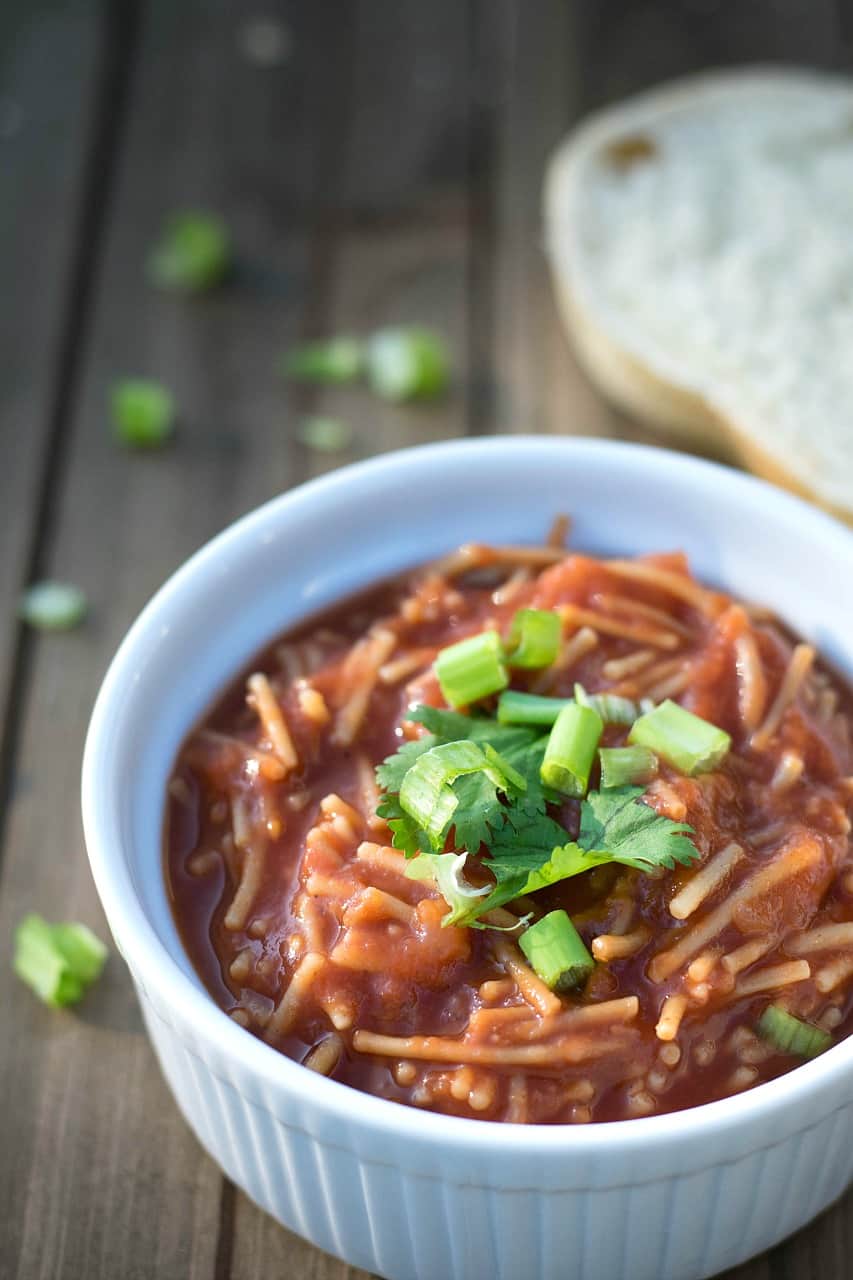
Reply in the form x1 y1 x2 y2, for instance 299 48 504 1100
82 434 853 1158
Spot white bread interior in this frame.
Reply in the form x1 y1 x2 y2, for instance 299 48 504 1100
544 67 853 522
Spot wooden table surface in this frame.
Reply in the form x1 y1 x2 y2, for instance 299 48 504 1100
2 2 852 1276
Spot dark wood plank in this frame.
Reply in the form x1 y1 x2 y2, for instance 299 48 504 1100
0 0 359 1274
0 0 103 793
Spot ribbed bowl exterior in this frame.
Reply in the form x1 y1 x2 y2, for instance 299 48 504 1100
139 973 853 1280
83 440 853 1280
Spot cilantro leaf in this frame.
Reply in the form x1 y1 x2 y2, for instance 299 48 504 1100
376 794 432 858
579 785 697 871
375 733 437 792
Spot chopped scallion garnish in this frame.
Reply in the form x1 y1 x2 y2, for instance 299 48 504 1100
14 914 107 1007
497 690 569 725
282 336 364 384
365 327 449 401
435 630 508 708
111 379 175 448
505 608 561 669
519 910 594 991
598 745 658 789
628 699 731 775
541 702 603 797
574 683 639 726
147 211 231 293
297 416 352 453
19 581 87 631
757 1005 831 1059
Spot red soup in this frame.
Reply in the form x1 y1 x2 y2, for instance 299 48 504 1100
166 537 853 1124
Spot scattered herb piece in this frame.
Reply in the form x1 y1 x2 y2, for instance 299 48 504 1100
297 416 353 453
19 581 87 631
629 699 730 775
541 702 603 797
505 609 561 669
598 745 658 789
497 690 570 726
365 327 449 401
757 1004 831 1059
147 211 231 293
574 683 639 726
111 379 175 448
14 914 107 1007
518 910 594 991
281 337 364 384
435 630 508 708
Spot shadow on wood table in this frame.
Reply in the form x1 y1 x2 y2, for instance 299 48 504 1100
0 1 850 1277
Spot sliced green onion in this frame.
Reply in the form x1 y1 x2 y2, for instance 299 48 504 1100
19 581 87 631
574 683 638 726
628 699 731 775
14 914 107 1007
398 740 512 850
757 1005 831 1059
435 630 508 708
598 745 658 789
497 691 569 725
365 327 449 401
147 211 231 293
111 379 175 448
297 416 352 453
541 702 603 797
505 609 561 669
281 336 364 384
518 910 594 991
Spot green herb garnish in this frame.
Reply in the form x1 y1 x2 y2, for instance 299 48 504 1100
297 416 353 453
147 211 231 293
365 327 449 401
518 910 594 991
282 337 364 384
505 609 561 669
435 630 508 708
629 699 730 775
14 914 107 1007
497 690 569 726
19 581 87 631
111 379 175 448
757 1005 831 1059
598 745 658 789
376 704 697 928
573 683 640 726
541 702 603 797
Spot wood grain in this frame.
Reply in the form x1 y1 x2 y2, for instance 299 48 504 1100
1 0 852 1277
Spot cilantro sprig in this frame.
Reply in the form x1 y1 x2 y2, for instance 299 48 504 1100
375 705 697 927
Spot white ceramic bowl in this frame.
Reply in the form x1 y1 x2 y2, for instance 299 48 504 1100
83 436 853 1280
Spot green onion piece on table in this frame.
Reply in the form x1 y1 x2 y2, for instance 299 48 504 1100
519 910 594 991
628 699 731 775
147 211 231 293
14 914 107 1007
365 327 449 401
111 379 175 448
19 581 87 631
297 416 352 453
435 630 508 708
497 690 569 725
282 336 365 384
598 745 658 789
573 683 639 726
757 1005 831 1059
541 702 603 797
505 608 561 669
